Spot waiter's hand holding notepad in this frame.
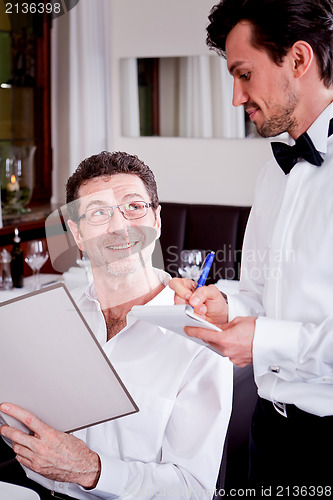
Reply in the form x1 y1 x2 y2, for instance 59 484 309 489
130 303 223 355
0 284 138 434
131 252 223 355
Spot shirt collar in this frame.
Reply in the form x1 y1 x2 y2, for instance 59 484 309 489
84 281 98 302
305 102 333 155
125 269 174 335
145 269 173 305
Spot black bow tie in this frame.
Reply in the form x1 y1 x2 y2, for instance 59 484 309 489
271 118 333 175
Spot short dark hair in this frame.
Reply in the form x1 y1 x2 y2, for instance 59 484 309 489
66 151 159 221
206 0 333 87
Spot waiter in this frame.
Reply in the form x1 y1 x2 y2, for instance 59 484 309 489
170 0 333 490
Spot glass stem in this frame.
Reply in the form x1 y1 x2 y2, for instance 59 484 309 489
35 269 41 290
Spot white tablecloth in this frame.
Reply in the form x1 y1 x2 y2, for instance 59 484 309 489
0 268 89 303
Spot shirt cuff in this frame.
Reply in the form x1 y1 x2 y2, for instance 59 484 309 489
79 454 129 499
227 292 264 322
253 316 302 380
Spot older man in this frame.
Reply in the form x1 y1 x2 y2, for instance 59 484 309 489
0 151 233 500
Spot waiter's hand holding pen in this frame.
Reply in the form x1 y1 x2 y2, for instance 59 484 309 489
170 251 256 366
169 251 229 327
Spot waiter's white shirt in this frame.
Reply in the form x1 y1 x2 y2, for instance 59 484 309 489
24 270 233 499
227 103 333 417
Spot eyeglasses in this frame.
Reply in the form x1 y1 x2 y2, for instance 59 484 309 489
78 201 153 226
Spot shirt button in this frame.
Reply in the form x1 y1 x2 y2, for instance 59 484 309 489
269 365 280 373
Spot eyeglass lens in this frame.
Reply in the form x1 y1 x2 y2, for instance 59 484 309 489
85 201 148 225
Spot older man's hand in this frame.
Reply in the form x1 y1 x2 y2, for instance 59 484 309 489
0 403 100 489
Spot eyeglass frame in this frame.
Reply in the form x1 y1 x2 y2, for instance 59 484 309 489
77 201 154 226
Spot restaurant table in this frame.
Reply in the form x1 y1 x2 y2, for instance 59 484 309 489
0 268 90 303
0 481 40 499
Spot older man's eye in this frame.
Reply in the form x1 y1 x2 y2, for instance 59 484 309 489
127 202 142 211
240 72 250 80
88 208 111 221
92 208 107 216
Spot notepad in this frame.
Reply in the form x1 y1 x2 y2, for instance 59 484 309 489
0 283 138 434
130 304 223 355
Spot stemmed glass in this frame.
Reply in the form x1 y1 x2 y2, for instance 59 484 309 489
178 249 203 280
25 240 49 290
76 251 93 283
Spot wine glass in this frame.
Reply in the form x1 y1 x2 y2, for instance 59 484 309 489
178 249 203 280
76 251 93 283
25 240 49 290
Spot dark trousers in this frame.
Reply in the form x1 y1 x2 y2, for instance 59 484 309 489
249 397 333 490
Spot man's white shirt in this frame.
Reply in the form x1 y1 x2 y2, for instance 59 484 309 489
227 103 333 416
23 269 233 499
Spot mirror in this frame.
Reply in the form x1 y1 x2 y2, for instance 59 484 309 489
120 56 261 139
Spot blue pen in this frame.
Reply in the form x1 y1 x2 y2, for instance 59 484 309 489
195 252 215 288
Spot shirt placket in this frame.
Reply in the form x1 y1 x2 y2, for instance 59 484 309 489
267 166 306 319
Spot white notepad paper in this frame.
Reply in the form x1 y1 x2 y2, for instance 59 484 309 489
130 304 223 355
0 283 138 434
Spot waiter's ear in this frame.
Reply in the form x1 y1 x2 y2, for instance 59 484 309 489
289 40 313 78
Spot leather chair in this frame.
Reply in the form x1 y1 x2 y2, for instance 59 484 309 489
158 202 251 283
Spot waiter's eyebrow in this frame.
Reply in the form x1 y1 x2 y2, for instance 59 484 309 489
228 60 248 75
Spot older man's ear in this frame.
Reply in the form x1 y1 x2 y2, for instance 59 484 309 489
154 205 162 240
67 219 84 252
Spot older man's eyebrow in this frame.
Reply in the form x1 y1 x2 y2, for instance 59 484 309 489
121 193 146 202
82 199 106 211
82 193 146 211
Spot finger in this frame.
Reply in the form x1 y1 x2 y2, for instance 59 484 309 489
12 441 35 463
219 319 237 330
188 284 222 309
0 403 47 437
0 424 35 453
174 296 186 305
184 327 226 356
194 303 208 316
169 278 195 301
15 453 33 468
184 326 224 344
220 316 251 330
